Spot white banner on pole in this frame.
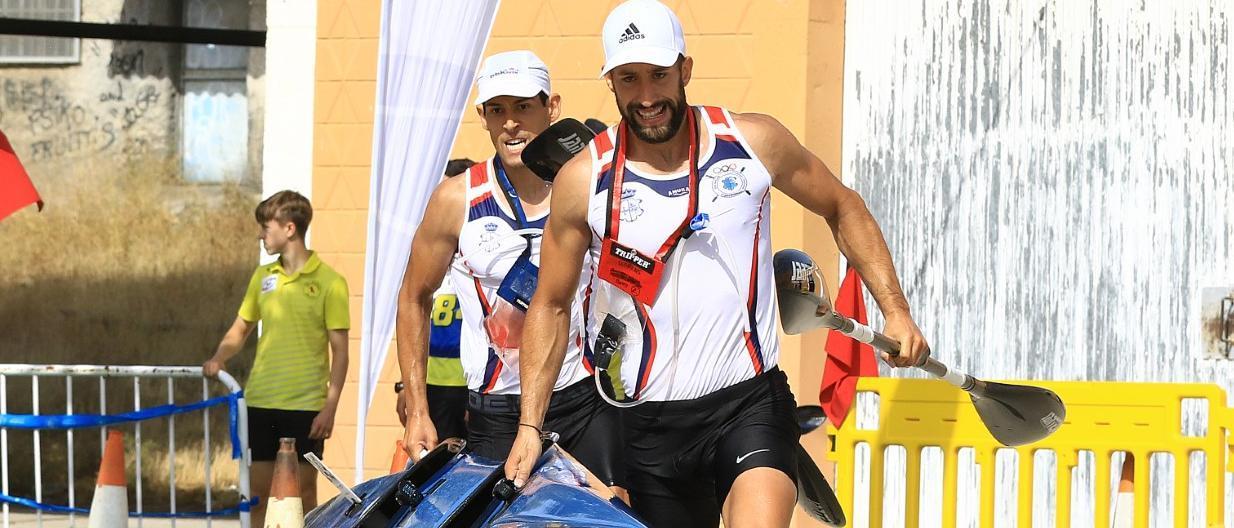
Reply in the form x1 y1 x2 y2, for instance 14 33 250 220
357 0 501 483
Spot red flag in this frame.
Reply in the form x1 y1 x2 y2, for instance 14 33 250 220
0 130 42 222
818 267 879 427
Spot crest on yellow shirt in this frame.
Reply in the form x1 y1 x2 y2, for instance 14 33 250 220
305 282 321 298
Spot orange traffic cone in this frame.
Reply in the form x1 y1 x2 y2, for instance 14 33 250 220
264 438 304 528
390 440 410 474
1111 453 1135 527
88 429 128 528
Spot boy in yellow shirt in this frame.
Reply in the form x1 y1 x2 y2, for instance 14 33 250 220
203 190 349 525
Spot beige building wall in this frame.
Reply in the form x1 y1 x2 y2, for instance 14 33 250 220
311 0 383 495
312 2 847 523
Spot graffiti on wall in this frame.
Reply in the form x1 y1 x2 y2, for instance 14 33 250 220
108 49 148 77
0 77 168 162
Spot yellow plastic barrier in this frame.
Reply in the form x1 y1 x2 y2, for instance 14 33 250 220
827 378 1234 527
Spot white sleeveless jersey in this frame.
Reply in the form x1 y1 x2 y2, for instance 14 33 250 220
448 157 592 394
584 106 781 402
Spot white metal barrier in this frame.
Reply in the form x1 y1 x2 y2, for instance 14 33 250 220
0 364 252 527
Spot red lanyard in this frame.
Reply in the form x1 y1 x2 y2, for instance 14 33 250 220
604 107 701 260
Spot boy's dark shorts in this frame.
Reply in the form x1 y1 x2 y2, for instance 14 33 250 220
247 406 325 462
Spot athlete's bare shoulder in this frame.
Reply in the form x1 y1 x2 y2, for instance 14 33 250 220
731 112 796 148
422 170 467 235
559 143 594 178
438 169 468 195
730 111 807 178
548 146 594 222
434 171 468 209
730 111 784 132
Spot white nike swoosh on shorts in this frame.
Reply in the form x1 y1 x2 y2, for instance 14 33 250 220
736 448 770 464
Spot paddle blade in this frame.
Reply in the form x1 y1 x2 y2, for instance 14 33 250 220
584 118 609 134
773 249 834 335
795 405 826 435
795 443 846 526
970 382 1066 446
521 118 595 182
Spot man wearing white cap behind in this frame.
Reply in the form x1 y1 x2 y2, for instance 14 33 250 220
506 1 930 526
395 50 625 495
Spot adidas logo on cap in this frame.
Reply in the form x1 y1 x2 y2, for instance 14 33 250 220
617 23 645 44
599 0 686 76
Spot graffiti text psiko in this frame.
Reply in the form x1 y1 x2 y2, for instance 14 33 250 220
0 78 165 162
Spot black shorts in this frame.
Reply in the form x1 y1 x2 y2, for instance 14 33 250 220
623 367 799 528
247 406 325 462
466 377 625 488
427 384 468 440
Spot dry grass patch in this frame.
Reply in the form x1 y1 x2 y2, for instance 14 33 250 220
0 155 260 511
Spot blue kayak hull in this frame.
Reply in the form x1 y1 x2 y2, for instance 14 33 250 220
306 442 647 527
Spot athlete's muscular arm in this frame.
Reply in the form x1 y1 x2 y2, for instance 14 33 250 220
738 112 930 368
396 175 465 461
504 152 593 487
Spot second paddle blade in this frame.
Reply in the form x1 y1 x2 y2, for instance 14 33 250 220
795 405 826 435
795 443 846 526
521 118 595 182
970 381 1066 446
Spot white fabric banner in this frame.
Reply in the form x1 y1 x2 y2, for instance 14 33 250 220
357 0 500 483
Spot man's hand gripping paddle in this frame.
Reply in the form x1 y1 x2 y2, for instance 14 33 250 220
773 248 1067 447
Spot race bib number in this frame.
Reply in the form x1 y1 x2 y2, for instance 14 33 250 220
430 294 462 326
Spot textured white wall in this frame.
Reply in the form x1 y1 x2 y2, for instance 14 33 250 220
842 0 1232 525
260 0 317 259
262 0 317 200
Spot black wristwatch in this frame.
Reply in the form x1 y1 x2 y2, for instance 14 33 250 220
394 381 405 393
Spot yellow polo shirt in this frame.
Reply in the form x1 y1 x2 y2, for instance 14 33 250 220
239 252 349 411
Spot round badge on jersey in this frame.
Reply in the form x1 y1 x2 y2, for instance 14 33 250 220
304 282 320 298
703 160 753 201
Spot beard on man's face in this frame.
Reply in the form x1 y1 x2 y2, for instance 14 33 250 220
618 83 689 144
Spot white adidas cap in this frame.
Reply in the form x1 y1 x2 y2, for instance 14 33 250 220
474 50 552 105
600 0 686 77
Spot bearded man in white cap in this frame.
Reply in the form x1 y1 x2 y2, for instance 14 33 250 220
395 50 625 497
505 1 931 525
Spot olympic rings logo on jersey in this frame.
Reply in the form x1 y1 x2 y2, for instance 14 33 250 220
704 161 752 201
